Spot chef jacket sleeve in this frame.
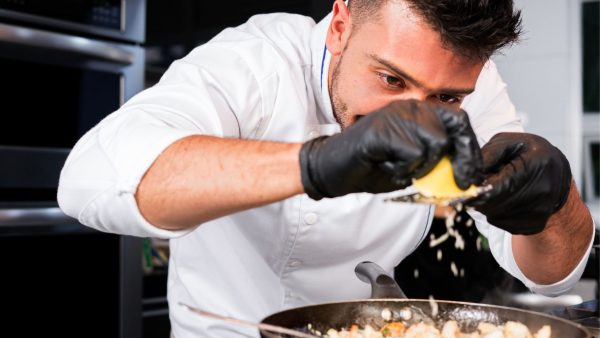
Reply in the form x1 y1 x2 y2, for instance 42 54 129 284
58 32 277 239
471 212 595 296
462 60 594 296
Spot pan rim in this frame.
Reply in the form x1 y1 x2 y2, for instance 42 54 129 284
260 298 591 335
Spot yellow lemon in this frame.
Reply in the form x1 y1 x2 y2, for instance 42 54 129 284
413 157 478 199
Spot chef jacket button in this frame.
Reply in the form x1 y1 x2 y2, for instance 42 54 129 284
303 212 318 225
288 259 302 267
307 131 320 139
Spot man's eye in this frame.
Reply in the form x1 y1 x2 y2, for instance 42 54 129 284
438 94 461 104
378 73 405 88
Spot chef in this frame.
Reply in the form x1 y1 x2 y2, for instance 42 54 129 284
57 0 595 337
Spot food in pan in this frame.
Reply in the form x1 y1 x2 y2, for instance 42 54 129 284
321 320 551 338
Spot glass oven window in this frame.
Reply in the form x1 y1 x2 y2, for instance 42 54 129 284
0 0 122 30
0 55 120 149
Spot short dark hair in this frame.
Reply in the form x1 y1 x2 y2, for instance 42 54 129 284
348 0 522 60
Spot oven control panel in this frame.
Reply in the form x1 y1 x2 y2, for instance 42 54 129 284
0 0 122 30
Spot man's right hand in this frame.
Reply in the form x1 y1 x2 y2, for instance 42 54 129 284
299 100 483 200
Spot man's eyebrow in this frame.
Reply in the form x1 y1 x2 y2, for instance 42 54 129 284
367 53 475 95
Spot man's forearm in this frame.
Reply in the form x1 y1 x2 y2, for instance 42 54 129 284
512 181 594 284
135 135 304 230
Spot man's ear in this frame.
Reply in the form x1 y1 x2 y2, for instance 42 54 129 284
326 0 352 56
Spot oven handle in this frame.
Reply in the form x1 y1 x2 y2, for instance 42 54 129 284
0 207 79 226
0 22 134 64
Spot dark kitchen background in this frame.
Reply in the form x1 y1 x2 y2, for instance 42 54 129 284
144 0 332 88
0 1 597 338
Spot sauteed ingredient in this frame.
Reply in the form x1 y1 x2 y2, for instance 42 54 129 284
321 321 551 338
381 322 406 336
381 309 393 321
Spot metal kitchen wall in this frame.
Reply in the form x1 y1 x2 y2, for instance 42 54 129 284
493 0 600 224
487 0 600 311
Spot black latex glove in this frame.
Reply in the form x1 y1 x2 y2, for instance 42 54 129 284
471 132 572 235
299 100 483 200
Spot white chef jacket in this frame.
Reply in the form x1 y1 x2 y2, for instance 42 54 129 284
57 12 594 338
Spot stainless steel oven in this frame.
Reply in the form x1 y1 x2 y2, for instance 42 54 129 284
0 2 145 337
0 21 144 204
0 0 145 43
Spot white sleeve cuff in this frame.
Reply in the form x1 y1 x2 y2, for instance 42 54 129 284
470 210 596 296
60 115 203 239
80 190 196 239
506 225 595 296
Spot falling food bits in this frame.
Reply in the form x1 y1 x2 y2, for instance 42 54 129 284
429 233 450 248
460 268 465 278
428 295 439 317
454 233 465 250
437 249 443 261
445 213 455 227
414 268 419 279
465 218 473 227
450 261 459 277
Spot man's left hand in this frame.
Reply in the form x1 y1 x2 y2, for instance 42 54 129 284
471 132 572 235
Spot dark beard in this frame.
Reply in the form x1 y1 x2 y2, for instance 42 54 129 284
329 55 352 130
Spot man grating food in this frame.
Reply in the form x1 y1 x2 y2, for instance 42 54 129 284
57 0 595 337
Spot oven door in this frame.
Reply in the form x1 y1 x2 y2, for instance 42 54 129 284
0 22 144 338
0 222 143 338
0 22 143 204
0 0 145 43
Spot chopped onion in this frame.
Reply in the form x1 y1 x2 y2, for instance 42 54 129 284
381 308 392 321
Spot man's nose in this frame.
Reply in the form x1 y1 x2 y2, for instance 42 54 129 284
399 89 428 102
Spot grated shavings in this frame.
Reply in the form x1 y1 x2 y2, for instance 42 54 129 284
428 295 439 317
450 261 459 277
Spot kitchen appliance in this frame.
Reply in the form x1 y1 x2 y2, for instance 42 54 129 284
259 262 592 337
549 299 600 337
0 2 145 337
0 20 144 201
0 0 144 43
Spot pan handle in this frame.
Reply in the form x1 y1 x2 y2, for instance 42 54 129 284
355 261 407 299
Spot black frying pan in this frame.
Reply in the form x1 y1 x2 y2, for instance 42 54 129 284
260 262 591 337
